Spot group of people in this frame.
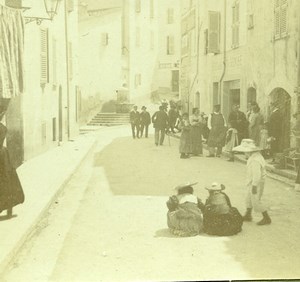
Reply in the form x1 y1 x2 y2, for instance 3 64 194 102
167 138 272 237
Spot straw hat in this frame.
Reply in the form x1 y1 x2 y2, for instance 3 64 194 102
233 139 262 153
205 182 225 191
174 182 198 191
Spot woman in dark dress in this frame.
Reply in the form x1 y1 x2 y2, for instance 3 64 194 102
0 121 24 219
203 183 243 236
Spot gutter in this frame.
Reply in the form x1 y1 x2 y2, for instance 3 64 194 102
218 0 227 104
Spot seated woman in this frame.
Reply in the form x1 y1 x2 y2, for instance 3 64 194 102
166 182 204 237
203 183 243 236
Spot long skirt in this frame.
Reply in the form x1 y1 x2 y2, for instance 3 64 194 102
207 126 226 148
203 207 243 236
179 130 191 154
0 147 24 213
167 202 203 236
190 126 203 154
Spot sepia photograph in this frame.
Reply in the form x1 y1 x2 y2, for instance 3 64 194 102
0 0 300 281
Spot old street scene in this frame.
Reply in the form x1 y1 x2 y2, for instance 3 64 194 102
0 0 300 281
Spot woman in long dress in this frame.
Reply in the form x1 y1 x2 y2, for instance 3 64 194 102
0 122 24 219
203 183 243 236
179 113 192 159
189 108 203 156
167 182 204 237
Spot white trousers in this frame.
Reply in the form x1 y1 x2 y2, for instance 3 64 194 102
246 181 267 213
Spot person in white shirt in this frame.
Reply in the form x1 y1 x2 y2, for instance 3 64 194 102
233 139 272 225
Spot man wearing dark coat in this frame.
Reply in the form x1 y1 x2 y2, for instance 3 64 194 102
152 106 168 146
268 102 282 161
139 106 151 138
130 105 140 139
207 104 227 157
228 104 248 144
168 105 179 133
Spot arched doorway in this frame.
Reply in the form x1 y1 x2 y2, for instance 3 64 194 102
269 88 291 151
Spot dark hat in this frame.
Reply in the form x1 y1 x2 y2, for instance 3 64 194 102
141 106 146 110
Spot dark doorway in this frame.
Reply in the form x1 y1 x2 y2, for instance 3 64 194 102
58 86 63 142
171 70 179 92
269 88 291 151
247 87 257 104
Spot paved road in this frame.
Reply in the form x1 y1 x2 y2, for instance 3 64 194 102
3 131 300 281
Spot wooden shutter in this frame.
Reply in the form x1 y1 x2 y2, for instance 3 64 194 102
168 8 174 24
167 36 174 55
52 38 57 86
280 0 288 37
67 0 74 12
101 33 108 46
68 42 73 81
150 0 154 18
135 0 141 13
208 11 220 54
40 28 49 84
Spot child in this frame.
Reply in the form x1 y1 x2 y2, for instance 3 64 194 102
203 183 243 236
259 122 270 159
178 113 192 159
167 182 204 237
225 123 239 162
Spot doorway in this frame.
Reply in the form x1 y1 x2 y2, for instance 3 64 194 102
269 88 291 151
171 70 179 92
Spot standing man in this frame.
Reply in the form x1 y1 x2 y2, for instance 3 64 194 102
140 106 151 138
207 104 227 157
228 104 248 144
233 139 271 225
152 106 168 146
268 101 282 163
130 105 140 139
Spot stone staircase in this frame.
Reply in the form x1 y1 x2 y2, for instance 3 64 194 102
80 112 130 134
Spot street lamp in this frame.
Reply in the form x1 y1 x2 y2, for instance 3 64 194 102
24 0 62 24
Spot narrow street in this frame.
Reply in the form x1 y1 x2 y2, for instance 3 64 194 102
2 127 300 281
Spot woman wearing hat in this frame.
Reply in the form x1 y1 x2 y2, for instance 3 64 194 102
233 139 272 225
166 182 204 236
202 183 243 236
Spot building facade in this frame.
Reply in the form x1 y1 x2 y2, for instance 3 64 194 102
2 0 80 164
78 2 122 123
180 0 300 151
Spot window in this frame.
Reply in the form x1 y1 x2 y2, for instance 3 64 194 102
208 11 220 54
167 35 174 55
40 28 49 84
232 1 239 48
150 0 154 18
52 38 57 86
150 31 154 50
135 0 141 13
274 0 288 39
101 33 108 46
135 74 141 88
167 8 174 24
136 27 140 47
68 42 73 81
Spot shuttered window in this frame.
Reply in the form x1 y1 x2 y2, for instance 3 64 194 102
52 38 57 86
150 0 154 18
208 11 220 54
167 8 174 24
40 28 49 85
274 0 288 39
232 1 239 48
135 0 141 13
68 42 73 81
167 35 174 55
